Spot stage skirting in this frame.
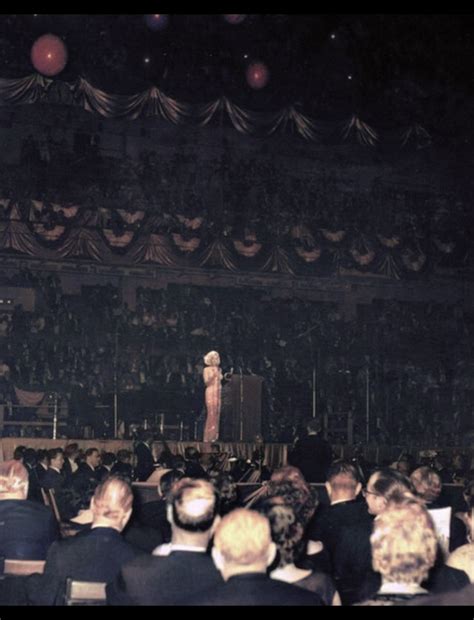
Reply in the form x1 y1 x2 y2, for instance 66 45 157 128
0 438 288 471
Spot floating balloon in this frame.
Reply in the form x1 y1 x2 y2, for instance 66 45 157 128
31 34 68 77
246 61 269 89
144 14 169 31
223 15 246 24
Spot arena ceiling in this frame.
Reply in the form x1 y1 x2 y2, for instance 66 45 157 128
0 13 473 125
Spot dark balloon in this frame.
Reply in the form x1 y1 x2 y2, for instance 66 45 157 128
31 34 68 77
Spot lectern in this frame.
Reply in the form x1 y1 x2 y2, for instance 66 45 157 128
219 374 263 442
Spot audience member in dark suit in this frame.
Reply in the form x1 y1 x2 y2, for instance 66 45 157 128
0 460 59 560
41 448 66 493
24 448 43 504
72 447 101 495
96 452 116 481
107 477 222 605
138 469 184 542
111 449 135 481
333 468 412 604
61 443 79 484
35 449 49 484
184 508 323 606
134 433 156 481
27 476 137 605
184 447 207 479
306 460 371 566
410 465 466 551
288 418 332 482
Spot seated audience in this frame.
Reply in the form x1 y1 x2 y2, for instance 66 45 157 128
111 449 135 481
262 502 340 605
411 466 466 551
62 443 79 483
446 543 474 583
41 448 66 493
334 468 413 604
0 460 58 560
306 460 370 564
28 476 137 605
107 477 222 605
358 499 437 605
184 508 324 606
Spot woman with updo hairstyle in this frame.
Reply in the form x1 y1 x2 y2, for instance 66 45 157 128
202 350 222 442
261 501 341 605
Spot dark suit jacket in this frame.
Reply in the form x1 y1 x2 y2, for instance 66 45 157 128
134 442 155 481
27 526 137 605
0 499 59 560
288 434 332 482
137 498 171 542
71 463 101 495
333 518 374 604
183 572 324 606
107 550 223 605
111 461 135 481
41 468 66 493
307 498 371 564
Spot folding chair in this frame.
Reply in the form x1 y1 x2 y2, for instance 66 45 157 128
64 578 107 605
3 559 45 576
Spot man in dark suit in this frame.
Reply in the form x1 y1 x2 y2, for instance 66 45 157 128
41 448 66 493
107 478 222 605
72 447 101 495
184 508 323 606
0 460 59 560
61 443 79 484
27 476 137 605
307 460 371 565
134 432 156 481
288 418 332 482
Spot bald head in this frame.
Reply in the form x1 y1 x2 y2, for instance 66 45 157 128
91 476 133 531
168 478 218 532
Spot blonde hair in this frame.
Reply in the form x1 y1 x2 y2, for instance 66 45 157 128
204 351 220 366
410 466 442 503
0 460 28 495
447 544 474 582
92 476 133 521
214 508 271 566
371 501 437 584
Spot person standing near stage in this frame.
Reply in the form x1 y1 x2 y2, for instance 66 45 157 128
288 418 333 483
203 351 223 443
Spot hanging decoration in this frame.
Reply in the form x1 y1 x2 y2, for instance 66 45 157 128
31 34 68 77
342 115 378 146
246 61 270 90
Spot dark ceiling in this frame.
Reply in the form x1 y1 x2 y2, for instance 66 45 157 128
0 14 473 125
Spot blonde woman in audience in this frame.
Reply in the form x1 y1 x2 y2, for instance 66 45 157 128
358 499 437 605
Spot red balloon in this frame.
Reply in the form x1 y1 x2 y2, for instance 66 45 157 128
246 62 269 90
31 34 68 77
223 15 246 24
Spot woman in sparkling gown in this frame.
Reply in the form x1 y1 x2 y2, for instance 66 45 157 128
203 350 222 442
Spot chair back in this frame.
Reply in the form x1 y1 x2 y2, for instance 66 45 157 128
3 559 45 576
65 578 107 605
46 488 62 524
